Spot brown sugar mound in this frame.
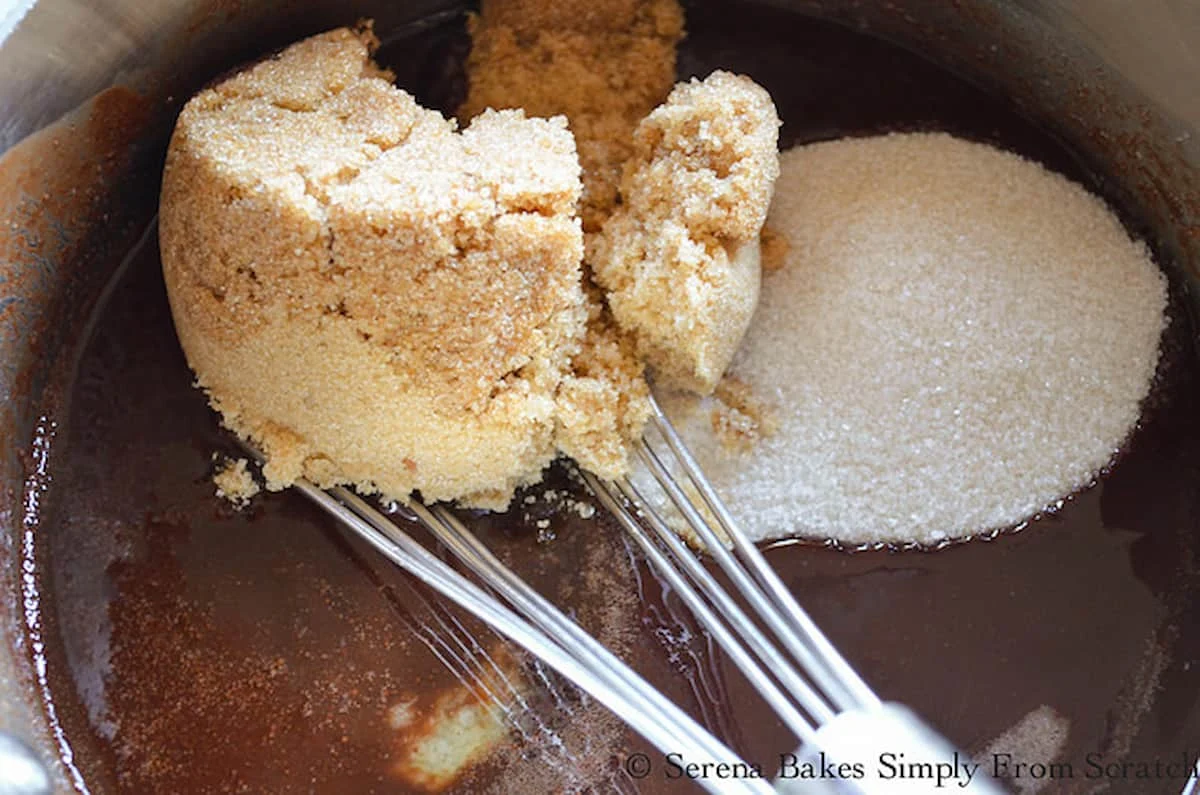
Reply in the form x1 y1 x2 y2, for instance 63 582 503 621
590 71 781 393
460 0 684 233
459 0 685 475
160 26 592 509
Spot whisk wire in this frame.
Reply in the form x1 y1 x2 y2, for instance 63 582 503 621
243 381 1001 793
319 480 771 794
281 475 770 795
587 469 818 744
585 397 1003 794
364 505 582 768
616 473 838 730
632 439 851 725
643 393 880 712
424 501 759 767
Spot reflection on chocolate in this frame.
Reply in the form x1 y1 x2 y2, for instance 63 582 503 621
27 2 1200 793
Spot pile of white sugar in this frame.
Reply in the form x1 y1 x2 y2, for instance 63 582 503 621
657 132 1167 547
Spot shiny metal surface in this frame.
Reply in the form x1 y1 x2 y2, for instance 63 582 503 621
0 0 189 148
1031 0 1200 132
0 0 462 151
0 0 1198 792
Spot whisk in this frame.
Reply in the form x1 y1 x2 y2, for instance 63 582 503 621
247 390 1002 793
259 455 773 795
584 394 1003 793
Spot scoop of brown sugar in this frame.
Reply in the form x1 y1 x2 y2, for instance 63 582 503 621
162 17 779 510
460 0 685 233
160 26 593 509
590 71 781 394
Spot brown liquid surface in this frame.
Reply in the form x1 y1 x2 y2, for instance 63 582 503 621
27 2 1200 793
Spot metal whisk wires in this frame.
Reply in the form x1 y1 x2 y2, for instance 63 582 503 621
256 451 772 795
246 383 1001 792
580 392 1004 793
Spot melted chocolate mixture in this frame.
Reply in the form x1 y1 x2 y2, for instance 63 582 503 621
28 2 1200 793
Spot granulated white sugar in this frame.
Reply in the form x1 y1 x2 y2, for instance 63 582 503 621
656 132 1167 546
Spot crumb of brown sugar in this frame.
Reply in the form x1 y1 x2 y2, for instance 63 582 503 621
213 457 260 508
759 225 790 273
590 71 781 393
571 500 596 519
555 297 652 480
709 376 777 451
518 486 598 531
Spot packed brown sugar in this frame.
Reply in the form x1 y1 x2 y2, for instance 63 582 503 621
160 25 592 509
459 0 685 232
159 10 781 510
589 71 780 393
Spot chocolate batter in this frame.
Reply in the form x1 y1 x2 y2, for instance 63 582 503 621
24 1 1200 793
